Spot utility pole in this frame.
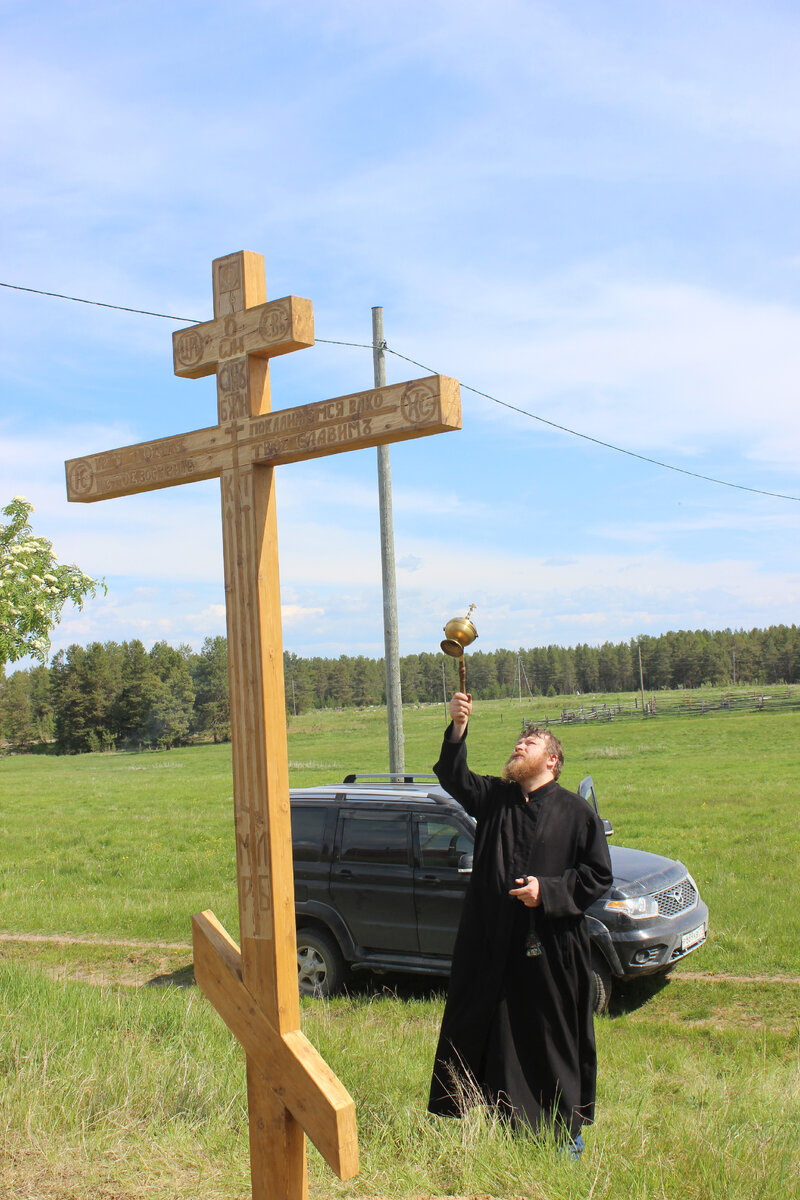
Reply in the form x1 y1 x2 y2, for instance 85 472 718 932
373 306 405 775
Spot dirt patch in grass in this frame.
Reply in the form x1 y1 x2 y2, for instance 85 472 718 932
44 954 196 989
0 931 191 950
676 970 800 983
0 936 194 989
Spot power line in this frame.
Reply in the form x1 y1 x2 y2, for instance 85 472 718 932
0 281 373 349
384 347 800 503
2 278 798 503
0 280 200 322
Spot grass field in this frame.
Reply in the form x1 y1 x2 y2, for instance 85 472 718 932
1 695 799 1198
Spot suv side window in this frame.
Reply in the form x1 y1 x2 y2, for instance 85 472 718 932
290 806 327 862
416 819 473 869
338 815 410 865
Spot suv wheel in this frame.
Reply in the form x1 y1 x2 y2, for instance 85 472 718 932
297 927 345 998
591 948 613 1015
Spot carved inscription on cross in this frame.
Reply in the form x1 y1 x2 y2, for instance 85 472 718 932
65 251 461 1200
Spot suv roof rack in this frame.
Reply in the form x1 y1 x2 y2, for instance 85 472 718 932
290 786 465 812
342 772 438 784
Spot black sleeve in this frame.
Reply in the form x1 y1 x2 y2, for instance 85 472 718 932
537 810 614 919
433 723 500 821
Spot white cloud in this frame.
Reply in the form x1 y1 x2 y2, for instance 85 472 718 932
282 604 326 623
595 506 800 545
185 604 227 629
410 1 800 154
392 270 800 469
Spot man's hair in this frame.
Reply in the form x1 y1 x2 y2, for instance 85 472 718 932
520 723 564 780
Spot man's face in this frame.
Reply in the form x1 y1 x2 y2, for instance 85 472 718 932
502 732 557 786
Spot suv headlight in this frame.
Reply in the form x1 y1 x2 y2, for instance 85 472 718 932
604 895 658 919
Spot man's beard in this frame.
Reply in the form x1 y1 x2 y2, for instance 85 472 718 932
502 755 531 786
502 743 550 787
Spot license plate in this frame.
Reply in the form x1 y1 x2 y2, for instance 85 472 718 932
681 923 706 952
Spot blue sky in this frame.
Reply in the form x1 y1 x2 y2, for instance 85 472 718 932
2 0 799 666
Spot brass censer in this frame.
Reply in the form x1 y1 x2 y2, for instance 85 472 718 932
441 604 478 693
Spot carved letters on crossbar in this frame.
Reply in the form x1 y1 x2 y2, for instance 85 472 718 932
66 376 460 502
65 250 461 1200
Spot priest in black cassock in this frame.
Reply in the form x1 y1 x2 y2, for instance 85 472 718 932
428 691 613 1155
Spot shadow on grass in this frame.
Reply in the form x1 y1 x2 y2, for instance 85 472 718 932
146 963 196 989
607 971 672 1016
165 961 674 1012
338 966 675 1016
151 961 448 999
341 969 449 1003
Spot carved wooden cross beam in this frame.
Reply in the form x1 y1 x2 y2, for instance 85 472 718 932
65 250 461 1200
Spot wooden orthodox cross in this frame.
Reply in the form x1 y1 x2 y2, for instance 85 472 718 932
65 251 461 1200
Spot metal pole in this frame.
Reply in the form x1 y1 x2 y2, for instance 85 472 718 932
373 307 405 774
638 642 647 716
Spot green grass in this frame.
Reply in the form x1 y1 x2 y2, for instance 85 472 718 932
0 744 240 941
1 697 799 1198
0 960 797 1199
0 955 249 1199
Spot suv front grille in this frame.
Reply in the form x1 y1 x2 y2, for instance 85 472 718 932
653 876 697 918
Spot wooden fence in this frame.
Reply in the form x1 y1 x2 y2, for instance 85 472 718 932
520 685 800 727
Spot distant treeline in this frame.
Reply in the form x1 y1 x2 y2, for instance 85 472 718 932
1 624 798 753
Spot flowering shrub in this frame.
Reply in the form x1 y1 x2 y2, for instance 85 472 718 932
0 497 104 665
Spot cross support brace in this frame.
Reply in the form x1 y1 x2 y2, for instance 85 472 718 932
192 911 359 1181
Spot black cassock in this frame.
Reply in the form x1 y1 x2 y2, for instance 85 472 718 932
428 726 613 1139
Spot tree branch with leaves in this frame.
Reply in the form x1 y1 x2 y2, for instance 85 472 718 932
0 497 105 666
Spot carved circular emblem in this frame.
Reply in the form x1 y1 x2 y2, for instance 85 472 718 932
218 261 242 293
68 460 94 497
400 382 437 425
259 305 290 343
175 330 204 367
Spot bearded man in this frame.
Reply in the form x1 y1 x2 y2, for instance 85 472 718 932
428 691 613 1156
